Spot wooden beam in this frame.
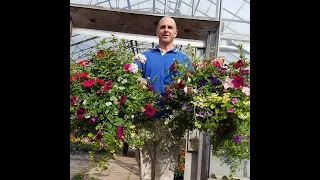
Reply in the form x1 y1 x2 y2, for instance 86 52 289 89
72 28 206 47
70 3 220 41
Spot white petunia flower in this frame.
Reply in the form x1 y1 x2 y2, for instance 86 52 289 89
128 63 138 73
133 53 147 64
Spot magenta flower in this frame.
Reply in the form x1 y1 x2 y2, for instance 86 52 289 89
146 84 156 92
117 126 123 139
227 108 233 113
123 64 130 71
89 115 98 125
96 89 102 95
70 96 77 105
232 98 238 104
76 107 87 118
239 69 249 75
95 129 102 141
144 104 156 116
232 76 244 88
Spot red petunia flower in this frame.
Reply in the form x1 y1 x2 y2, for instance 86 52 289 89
83 79 95 87
175 80 185 90
232 76 244 88
103 80 112 92
78 72 88 78
146 84 156 92
144 104 156 116
78 60 88 66
123 64 130 71
97 50 104 58
96 78 105 85
233 60 245 69
117 96 126 106
170 62 178 72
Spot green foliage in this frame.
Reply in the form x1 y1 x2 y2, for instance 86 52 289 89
162 45 250 175
70 37 161 165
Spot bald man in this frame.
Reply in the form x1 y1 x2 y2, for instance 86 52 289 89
134 16 192 180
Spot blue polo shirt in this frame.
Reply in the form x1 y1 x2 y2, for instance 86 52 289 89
135 45 192 96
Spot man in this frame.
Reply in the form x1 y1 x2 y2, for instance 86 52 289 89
134 16 192 180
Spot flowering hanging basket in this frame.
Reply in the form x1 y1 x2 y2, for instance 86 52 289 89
70 37 160 166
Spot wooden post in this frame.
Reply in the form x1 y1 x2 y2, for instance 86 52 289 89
196 131 204 180
196 129 211 180
202 129 211 180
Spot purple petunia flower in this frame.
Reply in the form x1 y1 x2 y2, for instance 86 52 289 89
234 135 242 144
209 76 219 85
207 110 213 116
199 79 207 87
199 111 205 118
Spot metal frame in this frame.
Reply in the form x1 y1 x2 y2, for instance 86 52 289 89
70 0 250 179
73 28 206 47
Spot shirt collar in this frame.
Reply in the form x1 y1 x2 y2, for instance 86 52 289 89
153 45 178 53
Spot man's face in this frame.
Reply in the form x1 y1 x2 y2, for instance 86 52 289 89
156 18 178 44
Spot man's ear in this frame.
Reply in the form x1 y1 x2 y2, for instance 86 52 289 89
174 30 178 37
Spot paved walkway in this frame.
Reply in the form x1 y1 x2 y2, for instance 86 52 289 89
71 149 139 180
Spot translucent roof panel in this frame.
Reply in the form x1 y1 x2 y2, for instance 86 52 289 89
70 0 250 64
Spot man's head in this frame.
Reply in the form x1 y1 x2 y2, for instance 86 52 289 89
156 16 178 46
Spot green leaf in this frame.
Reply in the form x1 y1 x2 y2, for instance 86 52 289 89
119 86 125 90
121 79 128 84
106 122 112 130
110 96 118 102
87 133 93 138
114 117 122 126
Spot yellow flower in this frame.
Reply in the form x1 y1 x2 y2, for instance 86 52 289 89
243 100 250 107
222 93 231 104
70 135 76 141
131 132 136 137
130 125 136 129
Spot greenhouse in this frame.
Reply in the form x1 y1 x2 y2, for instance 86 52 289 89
70 0 250 180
